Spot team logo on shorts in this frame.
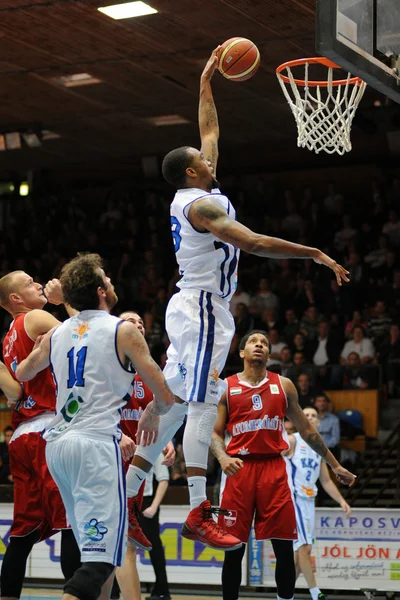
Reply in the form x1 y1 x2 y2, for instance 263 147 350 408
178 363 187 381
61 392 84 422
209 369 219 387
72 322 91 340
84 518 108 541
224 510 237 527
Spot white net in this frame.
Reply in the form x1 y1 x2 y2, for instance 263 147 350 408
277 61 367 155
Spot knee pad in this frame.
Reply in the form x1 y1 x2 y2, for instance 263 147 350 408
64 562 115 600
190 402 218 445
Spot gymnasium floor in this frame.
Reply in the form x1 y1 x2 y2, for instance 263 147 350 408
20 587 390 600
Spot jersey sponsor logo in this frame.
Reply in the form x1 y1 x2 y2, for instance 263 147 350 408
269 384 279 394
122 407 142 421
232 415 284 436
4 328 17 358
61 392 83 422
24 396 36 409
72 322 91 340
230 387 242 395
301 458 319 470
84 518 108 541
224 510 237 527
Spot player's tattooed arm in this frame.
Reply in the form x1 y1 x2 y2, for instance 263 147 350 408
211 393 244 477
199 47 220 174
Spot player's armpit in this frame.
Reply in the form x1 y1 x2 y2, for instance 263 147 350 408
24 309 61 339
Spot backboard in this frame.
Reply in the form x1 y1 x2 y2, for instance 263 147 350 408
316 0 400 104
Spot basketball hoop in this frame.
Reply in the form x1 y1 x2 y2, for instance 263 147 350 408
276 57 367 155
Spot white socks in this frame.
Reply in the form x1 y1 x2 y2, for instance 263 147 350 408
310 587 321 600
126 465 148 497
188 475 207 510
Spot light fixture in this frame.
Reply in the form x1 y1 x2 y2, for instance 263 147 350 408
5 132 21 150
22 132 42 148
53 73 102 87
41 130 61 140
145 114 190 126
19 182 30 196
98 1 157 20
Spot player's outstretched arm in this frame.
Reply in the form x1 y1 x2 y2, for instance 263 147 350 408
282 377 356 486
189 198 350 286
15 330 53 382
319 461 351 517
24 309 61 340
199 47 220 176
0 361 23 403
210 393 243 477
118 321 175 416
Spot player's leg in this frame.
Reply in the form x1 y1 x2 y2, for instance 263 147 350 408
60 529 82 581
271 539 295 600
219 463 254 597
116 542 141 600
139 498 170 599
0 530 39 600
293 498 323 600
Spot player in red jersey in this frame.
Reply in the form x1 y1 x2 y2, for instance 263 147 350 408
116 311 175 600
211 330 356 600
0 271 81 600
0 361 23 408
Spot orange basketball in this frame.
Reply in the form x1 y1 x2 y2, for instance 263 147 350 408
218 37 260 82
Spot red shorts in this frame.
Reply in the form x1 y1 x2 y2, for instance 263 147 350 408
9 432 68 542
219 455 297 543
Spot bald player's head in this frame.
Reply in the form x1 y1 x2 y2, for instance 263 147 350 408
0 271 47 314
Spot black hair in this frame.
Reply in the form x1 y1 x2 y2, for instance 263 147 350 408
162 146 195 188
239 329 269 352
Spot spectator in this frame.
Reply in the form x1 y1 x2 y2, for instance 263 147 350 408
314 394 341 458
282 308 299 346
382 209 400 247
267 328 287 369
143 311 163 353
368 300 393 346
364 235 389 271
341 326 375 364
230 282 250 317
344 310 367 339
263 308 279 331
300 305 322 342
286 351 314 384
296 373 317 409
249 278 279 316
291 332 313 362
280 347 293 377
341 352 374 389
379 324 400 397
334 214 357 252
309 321 341 367
0 425 13 484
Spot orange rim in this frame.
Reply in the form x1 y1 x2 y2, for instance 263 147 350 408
276 57 364 87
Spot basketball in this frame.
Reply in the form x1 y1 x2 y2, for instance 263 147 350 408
218 37 260 82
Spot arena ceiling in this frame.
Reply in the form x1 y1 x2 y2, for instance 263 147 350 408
0 0 396 180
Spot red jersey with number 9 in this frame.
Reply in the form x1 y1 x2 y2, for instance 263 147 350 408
3 314 56 429
225 371 289 458
120 374 153 440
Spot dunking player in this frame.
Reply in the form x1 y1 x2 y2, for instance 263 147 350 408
15 254 175 600
211 331 355 600
285 408 351 600
0 271 81 600
115 310 175 600
127 47 350 551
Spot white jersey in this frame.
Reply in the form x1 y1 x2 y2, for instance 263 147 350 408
288 432 322 499
170 187 239 301
43 310 134 442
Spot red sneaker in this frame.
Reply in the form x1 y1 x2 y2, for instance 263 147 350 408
181 500 242 551
127 496 152 550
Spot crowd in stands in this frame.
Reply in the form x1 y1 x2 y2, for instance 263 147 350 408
0 172 400 490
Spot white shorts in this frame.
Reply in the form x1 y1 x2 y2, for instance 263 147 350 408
46 433 127 566
163 290 234 404
293 495 315 550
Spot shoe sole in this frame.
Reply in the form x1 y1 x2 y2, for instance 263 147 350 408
180 523 242 551
127 533 152 551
